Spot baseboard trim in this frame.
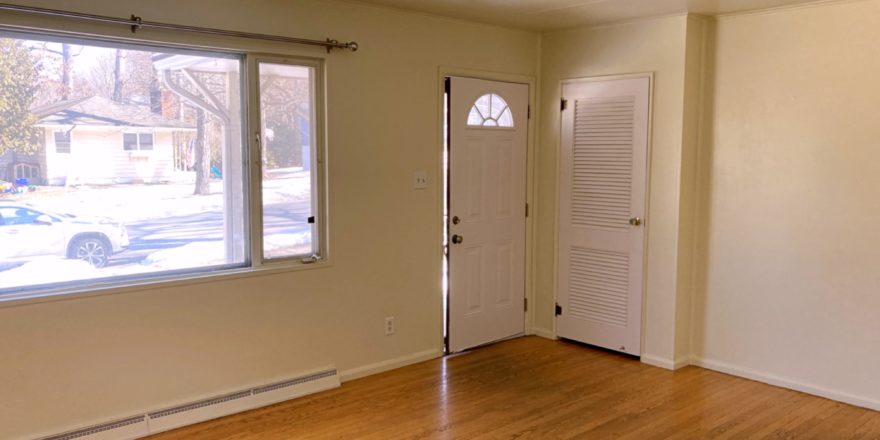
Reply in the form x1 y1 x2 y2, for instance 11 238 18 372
529 327 557 340
691 356 880 412
32 367 339 440
340 348 443 382
640 354 674 370
640 354 691 370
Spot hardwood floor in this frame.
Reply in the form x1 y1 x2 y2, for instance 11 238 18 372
147 337 880 439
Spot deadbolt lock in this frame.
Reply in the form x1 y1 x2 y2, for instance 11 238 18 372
452 216 461 225
629 217 642 226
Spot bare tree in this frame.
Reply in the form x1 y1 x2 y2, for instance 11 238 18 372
159 69 232 195
260 77 310 168
192 108 209 194
112 49 123 101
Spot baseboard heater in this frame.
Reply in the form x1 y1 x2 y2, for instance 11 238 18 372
38 368 339 440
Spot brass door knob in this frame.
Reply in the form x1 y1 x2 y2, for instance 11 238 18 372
629 217 642 226
451 234 463 244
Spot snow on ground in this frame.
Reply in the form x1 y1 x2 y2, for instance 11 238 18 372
141 230 312 267
1 168 311 223
1 168 314 287
0 257 101 289
141 241 226 269
263 232 313 259
0 231 312 289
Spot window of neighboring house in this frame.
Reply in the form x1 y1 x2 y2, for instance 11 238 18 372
138 133 154 150
13 163 39 180
0 30 327 300
54 131 71 153
123 133 153 151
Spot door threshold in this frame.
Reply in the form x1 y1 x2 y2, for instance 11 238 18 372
445 332 525 356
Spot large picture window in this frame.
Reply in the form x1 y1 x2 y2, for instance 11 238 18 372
0 30 325 298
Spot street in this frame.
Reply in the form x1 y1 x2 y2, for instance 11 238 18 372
110 200 313 266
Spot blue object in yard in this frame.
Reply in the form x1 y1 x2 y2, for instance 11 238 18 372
15 178 28 186
211 165 222 178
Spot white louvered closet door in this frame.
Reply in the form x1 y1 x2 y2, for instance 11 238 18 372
557 77 650 356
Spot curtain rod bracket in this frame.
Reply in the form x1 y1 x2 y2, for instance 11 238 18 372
130 14 142 33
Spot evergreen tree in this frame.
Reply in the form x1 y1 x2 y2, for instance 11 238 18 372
0 38 39 155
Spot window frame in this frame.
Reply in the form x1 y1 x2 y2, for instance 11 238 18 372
0 27 331 304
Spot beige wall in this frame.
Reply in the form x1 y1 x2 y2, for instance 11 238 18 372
691 0 880 409
536 15 694 365
0 1 538 438
6 0 880 435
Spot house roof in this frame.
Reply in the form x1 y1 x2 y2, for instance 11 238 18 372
33 96 194 130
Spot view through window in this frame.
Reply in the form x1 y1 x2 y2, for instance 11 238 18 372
258 61 317 260
0 32 320 294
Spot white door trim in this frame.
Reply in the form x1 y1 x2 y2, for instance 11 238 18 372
438 67 538 348
555 72 654 355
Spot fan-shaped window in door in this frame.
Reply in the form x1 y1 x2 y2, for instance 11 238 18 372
467 93 514 127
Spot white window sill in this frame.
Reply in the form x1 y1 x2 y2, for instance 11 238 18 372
0 258 332 309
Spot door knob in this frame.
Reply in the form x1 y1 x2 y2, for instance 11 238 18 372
451 234 463 244
629 217 642 226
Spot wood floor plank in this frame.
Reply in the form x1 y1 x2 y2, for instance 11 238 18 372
146 337 880 440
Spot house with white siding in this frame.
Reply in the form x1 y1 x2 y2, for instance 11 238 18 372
0 96 194 185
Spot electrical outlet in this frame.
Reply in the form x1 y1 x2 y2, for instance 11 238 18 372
385 316 395 335
413 171 428 190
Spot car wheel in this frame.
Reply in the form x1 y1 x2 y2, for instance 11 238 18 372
72 237 110 268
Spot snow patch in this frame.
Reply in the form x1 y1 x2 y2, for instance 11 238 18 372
0 258 100 289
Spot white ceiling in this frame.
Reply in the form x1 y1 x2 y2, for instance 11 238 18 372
348 0 824 31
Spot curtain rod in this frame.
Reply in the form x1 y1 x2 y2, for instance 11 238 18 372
0 3 359 52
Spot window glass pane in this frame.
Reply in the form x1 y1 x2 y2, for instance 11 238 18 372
54 131 71 153
0 33 246 294
467 94 514 128
139 133 154 150
258 62 315 259
123 133 138 151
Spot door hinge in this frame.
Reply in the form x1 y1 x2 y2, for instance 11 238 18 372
527 104 531 119
555 303 562 316
524 298 528 312
525 203 529 218
561 99 568 111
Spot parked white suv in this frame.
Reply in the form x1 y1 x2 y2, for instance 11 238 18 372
0 202 129 268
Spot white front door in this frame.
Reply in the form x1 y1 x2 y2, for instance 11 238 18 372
557 77 650 356
448 77 528 353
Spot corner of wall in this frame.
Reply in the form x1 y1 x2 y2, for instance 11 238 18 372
672 12 716 364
